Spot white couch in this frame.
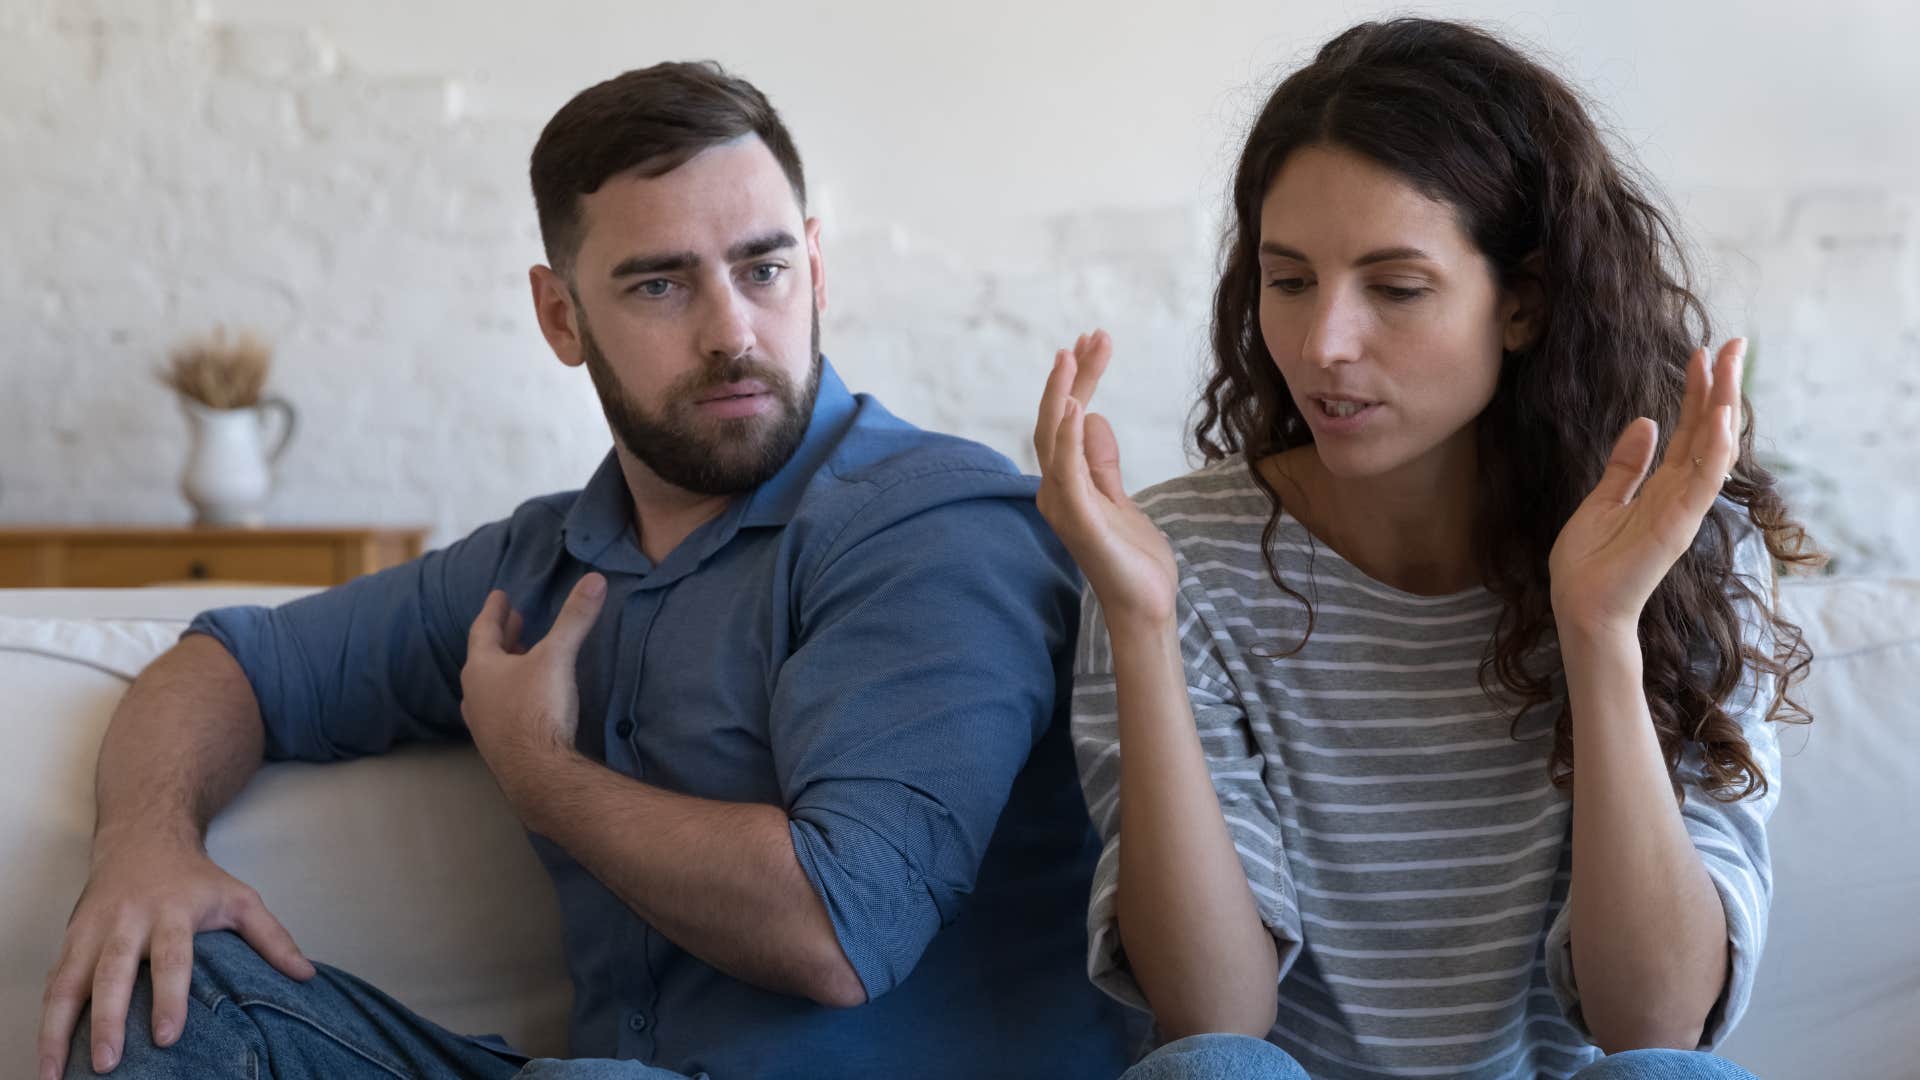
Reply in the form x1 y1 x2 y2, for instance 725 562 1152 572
3 580 1916 1078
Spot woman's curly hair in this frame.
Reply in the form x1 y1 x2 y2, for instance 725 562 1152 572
1194 18 1823 800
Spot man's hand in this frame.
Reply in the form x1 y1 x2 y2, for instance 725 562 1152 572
38 834 314 1079
461 573 607 801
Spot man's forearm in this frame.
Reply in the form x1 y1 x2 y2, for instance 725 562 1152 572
1562 626 1728 1052
94 634 265 854
500 752 867 1008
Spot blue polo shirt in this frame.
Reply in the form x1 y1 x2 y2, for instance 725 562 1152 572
186 359 1135 1078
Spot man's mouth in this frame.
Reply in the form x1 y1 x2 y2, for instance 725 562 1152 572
693 379 777 420
697 380 770 404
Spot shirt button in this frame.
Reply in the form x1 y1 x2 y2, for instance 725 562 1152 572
615 719 635 739
628 1012 648 1032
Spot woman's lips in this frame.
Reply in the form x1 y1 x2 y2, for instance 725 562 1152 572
1309 395 1383 433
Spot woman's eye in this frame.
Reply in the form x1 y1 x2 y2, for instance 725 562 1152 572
749 263 785 285
1377 285 1429 302
1267 277 1310 295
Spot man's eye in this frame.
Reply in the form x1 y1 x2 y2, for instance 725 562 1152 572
749 263 785 285
1266 277 1310 295
633 279 674 298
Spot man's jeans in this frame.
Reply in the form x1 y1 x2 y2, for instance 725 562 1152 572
1119 1033 1764 1079
62 931 700 1079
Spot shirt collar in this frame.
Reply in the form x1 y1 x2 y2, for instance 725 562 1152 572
559 356 859 571
559 450 651 574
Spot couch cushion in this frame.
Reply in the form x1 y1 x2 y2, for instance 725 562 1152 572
0 595 572 1067
1717 576 1920 1076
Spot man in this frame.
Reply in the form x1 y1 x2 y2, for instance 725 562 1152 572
37 62 1133 1080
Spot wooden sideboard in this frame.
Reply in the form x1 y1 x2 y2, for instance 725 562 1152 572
0 526 429 587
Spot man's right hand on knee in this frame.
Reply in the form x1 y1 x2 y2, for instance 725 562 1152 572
36 833 314 1080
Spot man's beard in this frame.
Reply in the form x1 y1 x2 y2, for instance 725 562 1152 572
579 309 822 497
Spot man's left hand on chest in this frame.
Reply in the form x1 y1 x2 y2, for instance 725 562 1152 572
460 572 606 802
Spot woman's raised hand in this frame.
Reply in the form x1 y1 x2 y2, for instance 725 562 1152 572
1548 338 1745 638
1033 330 1180 629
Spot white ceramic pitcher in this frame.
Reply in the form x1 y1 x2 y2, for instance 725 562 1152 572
179 396 298 526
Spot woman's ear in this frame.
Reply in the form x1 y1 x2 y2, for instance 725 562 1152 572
1501 252 1547 352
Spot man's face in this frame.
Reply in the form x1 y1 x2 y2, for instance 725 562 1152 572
543 135 826 495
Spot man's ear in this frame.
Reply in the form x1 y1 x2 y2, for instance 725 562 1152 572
1501 252 1546 353
530 264 585 368
805 216 827 315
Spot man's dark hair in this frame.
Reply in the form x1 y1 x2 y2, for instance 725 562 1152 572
530 61 806 275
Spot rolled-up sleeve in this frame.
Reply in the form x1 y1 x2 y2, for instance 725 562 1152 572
773 480 1078 1000
1071 552 1303 1012
1546 516 1782 1048
183 519 512 762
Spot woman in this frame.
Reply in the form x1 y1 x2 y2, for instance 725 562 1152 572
1033 19 1818 1080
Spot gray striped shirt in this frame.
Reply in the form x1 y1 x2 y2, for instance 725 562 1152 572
1072 457 1778 1079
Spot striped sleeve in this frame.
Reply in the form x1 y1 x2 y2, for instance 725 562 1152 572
1544 518 1782 1048
1070 548 1304 1012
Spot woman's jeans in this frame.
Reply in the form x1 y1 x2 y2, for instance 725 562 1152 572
1118 1032 1762 1080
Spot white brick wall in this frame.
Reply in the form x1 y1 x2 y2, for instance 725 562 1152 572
1 1 1912 575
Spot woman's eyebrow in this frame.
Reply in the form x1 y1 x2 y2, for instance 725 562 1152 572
1256 242 1437 266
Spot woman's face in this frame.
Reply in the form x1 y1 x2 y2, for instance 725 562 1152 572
1256 143 1531 482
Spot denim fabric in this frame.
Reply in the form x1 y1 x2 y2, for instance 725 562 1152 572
62 932 716 1080
1113 1033 1761 1080
1570 1049 1761 1079
514 1061 706 1080
1121 1034 1311 1080
63 931 529 1080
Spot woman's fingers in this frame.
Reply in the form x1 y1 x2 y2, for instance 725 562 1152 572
1034 328 1113 473
1714 338 1745 462
1083 412 1129 504
1664 339 1745 486
1069 329 1112 405
1032 348 1077 468
1663 339 1742 499
1592 418 1659 506
1664 346 1709 477
1679 404 1738 511
1703 338 1743 482
1714 338 1744 405
1049 398 1094 510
